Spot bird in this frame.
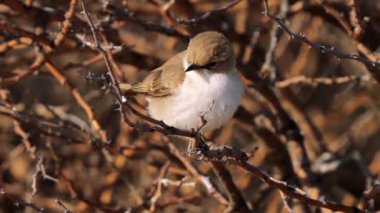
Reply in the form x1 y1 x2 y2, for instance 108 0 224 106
123 31 244 132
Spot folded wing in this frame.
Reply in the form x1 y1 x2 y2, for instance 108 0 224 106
129 51 186 97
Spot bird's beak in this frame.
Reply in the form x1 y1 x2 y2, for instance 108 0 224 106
186 64 202 72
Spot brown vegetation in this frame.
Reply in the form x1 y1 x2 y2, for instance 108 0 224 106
1 0 380 212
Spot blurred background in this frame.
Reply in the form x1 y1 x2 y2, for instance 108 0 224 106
1 0 380 212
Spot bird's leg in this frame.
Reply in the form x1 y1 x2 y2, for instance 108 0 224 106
187 132 207 160
187 137 197 154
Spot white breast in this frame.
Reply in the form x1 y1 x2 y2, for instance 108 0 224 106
148 70 244 132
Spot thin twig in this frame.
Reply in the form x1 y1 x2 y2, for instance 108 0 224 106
0 189 45 212
44 59 108 143
238 161 361 213
149 162 171 212
104 4 189 42
0 105 91 145
176 0 242 26
262 0 380 74
54 0 78 47
162 140 229 205
55 198 73 213
0 89 36 159
259 0 288 82
189 135 361 212
348 0 364 40
0 22 53 49
280 192 294 213
31 157 58 197
1 53 45 86
59 171 127 212
359 183 380 211
0 37 33 54
157 0 191 36
275 74 372 88
212 162 250 212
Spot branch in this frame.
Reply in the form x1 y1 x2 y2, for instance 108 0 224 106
59 170 127 212
0 189 45 212
275 74 372 88
120 140 229 207
0 106 91 144
348 0 365 40
55 198 73 213
211 162 250 212
0 89 36 159
238 161 361 213
0 22 53 49
44 59 108 143
262 0 380 79
259 0 288 82
81 1 196 139
161 140 229 205
190 138 362 213
176 0 242 26
359 183 380 211
148 162 171 212
0 50 45 86
104 4 189 42
0 37 32 54
54 0 78 47
80 2 364 212
31 157 58 197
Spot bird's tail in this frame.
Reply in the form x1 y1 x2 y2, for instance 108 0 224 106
119 83 137 96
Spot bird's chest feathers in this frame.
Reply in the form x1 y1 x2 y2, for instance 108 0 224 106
176 71 240 115
147 70 243 131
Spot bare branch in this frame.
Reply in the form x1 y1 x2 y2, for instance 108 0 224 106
55 198 73 213
54 0 78 47
275 74 372 88
262 0 380 78
44 59 108 143
176 0 242 26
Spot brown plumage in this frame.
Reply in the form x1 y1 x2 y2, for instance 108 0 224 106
122 31 244 131
128 51 186 97
187 31 233 68
126 31 235 97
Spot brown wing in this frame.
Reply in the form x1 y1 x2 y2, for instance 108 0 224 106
129 51 186 97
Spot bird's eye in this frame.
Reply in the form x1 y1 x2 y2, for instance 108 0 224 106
205 62 217 69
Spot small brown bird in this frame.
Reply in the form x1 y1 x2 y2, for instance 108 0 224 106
123 31 244 132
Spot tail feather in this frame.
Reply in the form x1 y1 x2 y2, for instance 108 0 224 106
119 83 137 96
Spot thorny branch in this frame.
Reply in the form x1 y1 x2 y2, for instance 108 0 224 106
1 0 380 212
175 0 242 26
0 105 90 144
187 133 361 212
104 4 189 42
262 0 380 81
54 198 73 213
31 157 58 197
44 59 108 142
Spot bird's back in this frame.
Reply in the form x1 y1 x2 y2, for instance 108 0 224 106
129 51 186 97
